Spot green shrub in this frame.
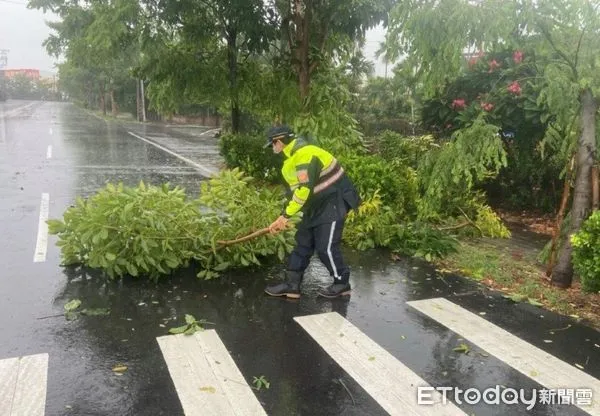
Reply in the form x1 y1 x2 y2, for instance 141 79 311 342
373 131 438 169
343 191 398 250
48 170 296 281
339 153 419 219
390 222 459 261
219 133 281 182
571 211 600 293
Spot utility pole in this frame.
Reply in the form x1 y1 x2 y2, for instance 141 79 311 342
140 79 146 122
0 49 8 101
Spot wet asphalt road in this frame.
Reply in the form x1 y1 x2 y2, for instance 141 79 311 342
0 100 598 416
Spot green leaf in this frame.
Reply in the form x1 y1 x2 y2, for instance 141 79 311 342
168 325 189 334
105 253 117 261
64 299 82 312
213 262 230 271
185 314 196 325
126 263 138 276
527 298 543 307
453 343 470 354
46 219 66 234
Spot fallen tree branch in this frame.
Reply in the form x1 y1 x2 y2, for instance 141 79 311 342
217 227 270 247
459 207 483 236
437 221 470 231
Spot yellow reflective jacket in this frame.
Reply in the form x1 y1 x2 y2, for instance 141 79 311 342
280 137 359 224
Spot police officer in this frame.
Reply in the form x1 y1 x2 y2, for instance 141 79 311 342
263 125 360 298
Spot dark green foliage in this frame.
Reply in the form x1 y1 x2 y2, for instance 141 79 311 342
372 131 437 169
339 153 418 219
219 133 282 182
390 222 459 261
571 211 600 293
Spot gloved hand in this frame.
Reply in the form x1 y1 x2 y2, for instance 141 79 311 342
268 215 289 234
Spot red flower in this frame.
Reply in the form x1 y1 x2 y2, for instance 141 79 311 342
488 59 500 73
507 81 522 95
481 102 494 112
452 98 466 110
513 50 523 64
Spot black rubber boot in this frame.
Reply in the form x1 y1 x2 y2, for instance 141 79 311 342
318 272 351 298
317 282 351 298
264 271 302 299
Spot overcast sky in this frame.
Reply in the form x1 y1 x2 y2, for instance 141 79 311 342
0 0 59 74
0 0 388 77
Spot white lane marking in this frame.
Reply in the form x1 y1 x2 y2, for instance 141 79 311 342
33 193 50 263
156 330 267 416
127 131 216 177
49 127 53 135
199 128 220 136
294 312 467 415
0 102 37 118
407 297 600 416
46 145 52 159
0 353 49 416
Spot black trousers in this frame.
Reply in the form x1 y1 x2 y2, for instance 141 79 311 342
286 219 349 283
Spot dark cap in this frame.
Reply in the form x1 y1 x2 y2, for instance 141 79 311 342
264 125 295 148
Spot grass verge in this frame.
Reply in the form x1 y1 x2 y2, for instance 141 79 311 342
434 239 600 329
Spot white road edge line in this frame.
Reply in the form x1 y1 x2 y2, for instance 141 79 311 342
407 297 600 416
156 330 267 416
0 353 49 416
46 145 52 159
33 193 50 263
0 102 37 118
127 131 216 177
294 312 467 415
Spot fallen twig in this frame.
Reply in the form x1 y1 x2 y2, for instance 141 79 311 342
338 378 356 405
37 313 65 320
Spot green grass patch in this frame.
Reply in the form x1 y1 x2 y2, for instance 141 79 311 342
434 239 597 324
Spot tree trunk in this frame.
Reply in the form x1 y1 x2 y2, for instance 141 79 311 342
110 88 118 116
546 157 573 277
227 30 240 133
99 85 106 116
592 165 599 210
292 0 311 105
551 88 597 288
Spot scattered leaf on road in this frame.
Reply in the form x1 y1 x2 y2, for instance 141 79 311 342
368 356 376 361
528 299 543 307
112 365 128 373
453 343 470 354
64 299 82 312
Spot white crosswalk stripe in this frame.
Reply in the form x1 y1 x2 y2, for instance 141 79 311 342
0 353 49 416
294 311 468 416
407 297 600 416
156 329 267 416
